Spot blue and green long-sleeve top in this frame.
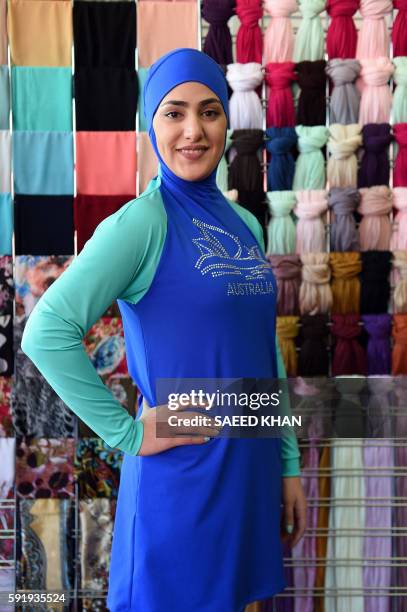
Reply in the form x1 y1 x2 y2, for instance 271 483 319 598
21 180 301 477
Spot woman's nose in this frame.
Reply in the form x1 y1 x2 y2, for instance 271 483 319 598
184 115 204 140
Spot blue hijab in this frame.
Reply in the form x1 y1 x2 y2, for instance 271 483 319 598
143 48 230 203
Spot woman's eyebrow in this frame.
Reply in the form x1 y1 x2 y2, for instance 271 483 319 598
160 98 222 107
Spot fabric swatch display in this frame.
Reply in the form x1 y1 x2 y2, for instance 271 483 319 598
331 314 367 375
0 438 15 499
16 438 75 499
361 314 391 375
74 68 137 131
358 57 393 125
326 59 361 125
264 62 296 128
14 255 73 318
392 314 407 374
137 2 198 68
0 194 13 255
0 66 10 130
13 131 74 195
267 254 301 316
137 67 149 132
202 0 234 66
8 0 73 67
394 124 407 187
11 67 72 132
235 0 262 64
297 313 329 376
0 0 7 65
363 426 394 612
393 251 407 314
293 0 325 62
265 127 297 191
327 123 362 188
227 129 264 193
314 444 330 612
14 195 74 256
360 251 391 314
357 186 392 251
293 125 328 190
74 194 135 252
215 129 233 193
394 383 407 596
393 58 407 124
226 63 263 130
328 187 360 252
299 253 332 315
324 435 366 609
263 0 297 63
276 316 300 376
74 438 123 498
391 188 407 250
0 377 13 437
75 131 137 195
12 318 76 437
19 499 72 593
0 130 11 193
329 252 361 314
0 257 14 316
294 189 327 254
392 0 407 57
296 60 326 126
79 498 115 591
84 317 127 377
0 315 13 377
73 1 136 69
326 0 358 59
357 123 391 188
356 0 392 59
291 422 319 611
266 191 296 255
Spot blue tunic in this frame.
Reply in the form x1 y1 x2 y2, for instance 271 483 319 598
107 173 286 611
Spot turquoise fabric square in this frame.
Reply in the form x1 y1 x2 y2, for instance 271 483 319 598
11 67 72 131
0 194 13 255
0 67 10 130
13 131 74 195
138 67 149 132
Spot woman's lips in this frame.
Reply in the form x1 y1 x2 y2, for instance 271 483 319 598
176 146 209 161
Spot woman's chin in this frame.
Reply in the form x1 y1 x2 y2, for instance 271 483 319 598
174 161 214 182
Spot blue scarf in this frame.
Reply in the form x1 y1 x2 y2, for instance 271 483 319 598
143 48 230 205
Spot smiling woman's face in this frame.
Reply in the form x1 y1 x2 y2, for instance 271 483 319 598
152 81 228 182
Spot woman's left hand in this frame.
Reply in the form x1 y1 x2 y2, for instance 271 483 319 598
281 476 307 547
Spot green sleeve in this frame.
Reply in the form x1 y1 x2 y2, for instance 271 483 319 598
21 180 167 456
227 200 301 477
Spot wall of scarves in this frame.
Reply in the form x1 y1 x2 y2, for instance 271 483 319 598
0 0 406 611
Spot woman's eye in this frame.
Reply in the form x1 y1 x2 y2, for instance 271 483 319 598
165 111 181 119
203 110 219 118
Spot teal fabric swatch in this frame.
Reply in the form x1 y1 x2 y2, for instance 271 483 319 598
216 129 233 192
266 191 297 255
0 194 13 255
137 67 149 132
11 67 72 131
393 57 407 124
0 67 9 130
293 125 328 190
13 131 74 195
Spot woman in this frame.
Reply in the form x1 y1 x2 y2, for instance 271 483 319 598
21 48 306 611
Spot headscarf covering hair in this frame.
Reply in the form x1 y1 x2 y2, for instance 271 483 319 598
143 47 230 167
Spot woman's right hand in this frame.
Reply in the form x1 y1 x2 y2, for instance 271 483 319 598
137 399 222 456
